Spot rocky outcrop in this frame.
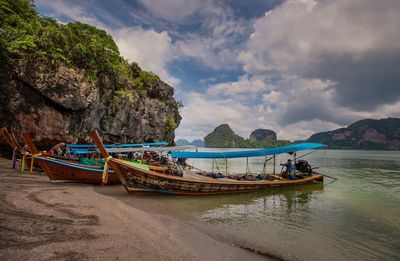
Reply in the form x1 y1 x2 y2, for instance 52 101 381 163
204 124 246 148
306 118 400 150
0 59 181 149
204 124 289 148
249 129 277 142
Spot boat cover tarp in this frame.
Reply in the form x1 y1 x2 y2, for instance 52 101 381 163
78 157 150 171
79 157 104 166
171 143 325 159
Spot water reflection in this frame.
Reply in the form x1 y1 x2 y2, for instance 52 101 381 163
176 149 400 260
192 184 324 223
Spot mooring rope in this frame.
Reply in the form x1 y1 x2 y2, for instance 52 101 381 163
102 156 113 185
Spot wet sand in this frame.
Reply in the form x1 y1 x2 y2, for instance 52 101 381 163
0 157 272 260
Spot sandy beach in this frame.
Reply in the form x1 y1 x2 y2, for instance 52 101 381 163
0 157 273 261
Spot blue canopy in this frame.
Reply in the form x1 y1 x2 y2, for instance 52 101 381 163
67 141 168 148
171 143 326 159
67 141 168 154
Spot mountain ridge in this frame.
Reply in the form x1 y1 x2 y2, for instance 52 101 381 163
176 139 205 147
306 118 400 150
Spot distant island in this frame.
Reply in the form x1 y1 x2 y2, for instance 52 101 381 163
176 139 205 147
204 124 290 148
201 118 400 150
304 118 400 150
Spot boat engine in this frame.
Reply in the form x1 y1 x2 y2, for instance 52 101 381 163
295 160 313 175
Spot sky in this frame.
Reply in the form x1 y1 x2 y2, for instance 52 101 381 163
35 0 400 141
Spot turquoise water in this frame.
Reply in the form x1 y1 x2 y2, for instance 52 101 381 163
155 149 400 260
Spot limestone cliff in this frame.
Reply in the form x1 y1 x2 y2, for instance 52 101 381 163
306 118 400 150
204 124 246 148
0 1 180 149
204 124 290 148
249 129 277 142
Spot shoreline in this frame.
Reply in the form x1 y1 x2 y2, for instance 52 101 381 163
0 157 277 260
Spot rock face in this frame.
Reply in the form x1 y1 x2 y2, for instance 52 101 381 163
306 118 400 150
0 59 181 149
249 129 277 142
204 124 245 148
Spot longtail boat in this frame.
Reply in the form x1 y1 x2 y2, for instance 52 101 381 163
22 133 121 184
21 133 179 186
91 130 326 195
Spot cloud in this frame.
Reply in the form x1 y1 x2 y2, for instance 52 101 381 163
173 1 252 70
239 0 400 110
207 75 268 100
36 0 124 29
180 71 400 141
277 120 342 141
137 0 204 22
113 27 180 86
176 92 260 140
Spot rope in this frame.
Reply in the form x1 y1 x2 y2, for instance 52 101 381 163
102 156 113 185
29 153 42 172
21 152 31 173
11 147 17 169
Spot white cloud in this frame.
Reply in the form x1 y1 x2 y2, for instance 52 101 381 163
239 0 400 109
36 0 122 29
113 27 180 86
137 0 204 22
176 92 260 141
173 1 251 70
277 120 341 141
240 0 400 74
207 75 268 100
176 71 400 141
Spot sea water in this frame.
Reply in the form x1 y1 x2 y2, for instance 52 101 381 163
156 149 400 260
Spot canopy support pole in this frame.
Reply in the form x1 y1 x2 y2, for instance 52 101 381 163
246 157 249 174
262 156 267 176
215 159 220 173
273 154 276 175
212 159 215 173
293 152 297 175
225 158 228 175
261 156 275 176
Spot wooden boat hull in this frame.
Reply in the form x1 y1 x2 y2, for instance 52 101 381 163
113 159 324 195
35 157 120 184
